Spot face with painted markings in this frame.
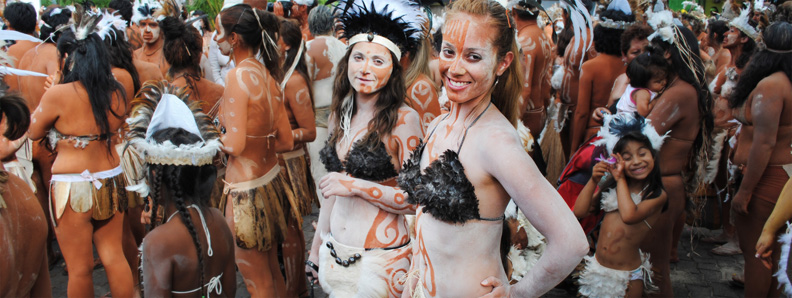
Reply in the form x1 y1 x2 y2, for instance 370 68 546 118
347 41 394 95
440 13 510 104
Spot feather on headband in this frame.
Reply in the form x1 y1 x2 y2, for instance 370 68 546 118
594 112 669 154
132 0 161 24
729 8 760 41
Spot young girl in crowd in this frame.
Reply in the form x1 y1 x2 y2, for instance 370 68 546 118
616 53 669 116
574 113 668 297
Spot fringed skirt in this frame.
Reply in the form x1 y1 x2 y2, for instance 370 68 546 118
318 234 412 298
220 165 292 251
49 166 128 226
577 252 655 298
280 148 319 223
116 143 145 208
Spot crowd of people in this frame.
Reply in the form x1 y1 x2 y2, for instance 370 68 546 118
0 0 791 297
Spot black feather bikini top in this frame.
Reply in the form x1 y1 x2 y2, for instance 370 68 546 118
397 103 504 224
319 133 398 182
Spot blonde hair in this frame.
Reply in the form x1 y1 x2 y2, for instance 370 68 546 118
446 0 523 126
404 34 438 94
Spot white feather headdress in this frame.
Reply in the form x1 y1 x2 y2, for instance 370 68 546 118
562 0 593 69
594 113 669 154
131 0 161 24
729 8 760 41
96 10 128 41
646 10 676 43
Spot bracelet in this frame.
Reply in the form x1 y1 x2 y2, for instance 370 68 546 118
306 260 319 271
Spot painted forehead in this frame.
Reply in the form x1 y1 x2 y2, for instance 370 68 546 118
351 42 393 60
442 14 495 50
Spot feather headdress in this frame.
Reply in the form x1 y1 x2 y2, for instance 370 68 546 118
729 8 760 41
95 10 128 41
598 0 634 29
71 4 103 41
125 82 221 195
155 0 182 21
132 0 161 24
508 0 546 15
335 0 424 60
561 0 593 69
646 10 675 43
594 112 668 154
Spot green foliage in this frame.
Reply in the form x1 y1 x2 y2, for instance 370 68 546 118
186 0 223 29
42 0 112 7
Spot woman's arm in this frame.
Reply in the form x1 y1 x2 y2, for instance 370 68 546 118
733 87 782 214
481 129 588 297
318 108 423 214
285 77 317 144
571 64 593 151
756 177 792 268
273 100 295 153
218 68 249 156
306 195 336 282
28 88 61 141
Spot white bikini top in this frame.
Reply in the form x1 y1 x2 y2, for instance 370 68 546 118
165 205 223 296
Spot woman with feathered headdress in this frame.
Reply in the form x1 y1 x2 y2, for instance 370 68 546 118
127 81 236 297
305 0 424 296
636 9 712 296
27 5 134 297
212 3 294 296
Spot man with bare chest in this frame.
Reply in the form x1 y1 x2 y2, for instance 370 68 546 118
132 1 170 76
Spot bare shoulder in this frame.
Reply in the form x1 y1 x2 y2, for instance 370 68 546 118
756 72 792 93
285 73 308 91
142 223 181 261
396 105 422 131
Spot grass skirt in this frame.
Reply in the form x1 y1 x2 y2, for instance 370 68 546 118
49 166 128 226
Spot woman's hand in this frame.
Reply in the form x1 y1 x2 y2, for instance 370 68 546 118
305 253 320 285
479 276 509 298
319 172 355 199
731 190 751 215
608 153 626 182
755 231 775 270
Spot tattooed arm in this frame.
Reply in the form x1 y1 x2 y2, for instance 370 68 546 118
319 108 423 214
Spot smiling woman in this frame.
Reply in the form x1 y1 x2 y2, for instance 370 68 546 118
305 1 425 297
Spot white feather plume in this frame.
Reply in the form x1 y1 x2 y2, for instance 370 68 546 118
729 8 760 41
563 0 593 69
646 10 676 43
594 112 669 154
703 129 728 184
96 10 128 41
0 30 43 43
607 0 632 15
775 223 792 298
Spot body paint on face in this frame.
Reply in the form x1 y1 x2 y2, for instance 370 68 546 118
139 19 160 45
214 15 232 55
347 42 393 95
439 14 500 104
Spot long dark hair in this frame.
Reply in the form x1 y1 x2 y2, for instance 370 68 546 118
732 24 758 69
219 4 282 82
279 18 313 104
329 49 404 147
730 22 792 108
648 26 712 173
0 93 30 191
147 127 217 297
161 16 203 97
104 25 141 95
599 131 665 206
57 29 126 151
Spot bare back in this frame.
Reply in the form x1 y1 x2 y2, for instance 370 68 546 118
646 79 701 174
17 43 59 110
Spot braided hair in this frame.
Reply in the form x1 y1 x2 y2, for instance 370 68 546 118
147 127 217 296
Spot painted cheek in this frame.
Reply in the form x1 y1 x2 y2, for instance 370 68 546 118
150 27 160 41
369 64 392 92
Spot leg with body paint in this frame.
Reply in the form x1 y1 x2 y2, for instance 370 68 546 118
283 212 308 297
225 196 287 297
94 211 134 298
641 175 684 297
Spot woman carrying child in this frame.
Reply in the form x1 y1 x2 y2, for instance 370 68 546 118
615 53 669 117
574 112 668 298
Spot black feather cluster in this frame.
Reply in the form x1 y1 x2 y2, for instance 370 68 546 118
319 141 344 173
398 142 480 224
336 0 421 57
608 112 646 140
320 138 398 181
